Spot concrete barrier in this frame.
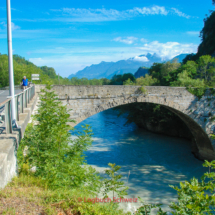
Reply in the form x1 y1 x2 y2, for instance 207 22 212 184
0 93 38 189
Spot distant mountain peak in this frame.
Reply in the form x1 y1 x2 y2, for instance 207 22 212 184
130 55 149 62
68 53 189 80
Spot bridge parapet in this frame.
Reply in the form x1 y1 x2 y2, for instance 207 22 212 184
49 85 195 98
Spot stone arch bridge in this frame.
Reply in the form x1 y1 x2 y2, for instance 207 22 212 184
36 85 215 161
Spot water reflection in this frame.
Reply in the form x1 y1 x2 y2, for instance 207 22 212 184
72 109 205 213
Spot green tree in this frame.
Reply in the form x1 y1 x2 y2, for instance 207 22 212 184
18 85 100 190
196 55 215 85
170 160 215 215
110 73 136 85
180 60 198 78
100 78 111 85
40 66 57 79
123 78 135 85
149 63 163 84
103 163 128 199
136 198 167 215
171 70 205 88
136 74 158 86
160 60 181 85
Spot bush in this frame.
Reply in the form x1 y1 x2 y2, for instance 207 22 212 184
18 85 100 191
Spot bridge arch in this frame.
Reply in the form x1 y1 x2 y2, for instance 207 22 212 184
36 85 215 161
66 96 215 161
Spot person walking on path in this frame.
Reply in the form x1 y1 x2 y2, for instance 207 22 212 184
21 76 28 89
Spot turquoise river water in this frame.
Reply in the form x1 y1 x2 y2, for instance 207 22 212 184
72 109 206 214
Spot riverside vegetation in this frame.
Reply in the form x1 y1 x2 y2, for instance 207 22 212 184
1 85 215 215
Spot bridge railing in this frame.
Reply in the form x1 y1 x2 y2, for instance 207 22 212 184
0 85 35 134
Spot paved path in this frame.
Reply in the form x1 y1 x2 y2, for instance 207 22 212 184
0 90 23 104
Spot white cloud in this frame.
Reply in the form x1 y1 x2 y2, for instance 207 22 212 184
113 36 138 44
133 56 149 62
140 38 148 43
129 6 168 15
171 8 190 19
11 22 20 30
0 22 20 30
138 41 197 60
48 6 192 22
187 31 199 36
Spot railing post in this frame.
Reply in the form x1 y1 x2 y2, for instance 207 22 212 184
5 100 13 134
27 88 30 103
25 90 27 107
30 87 32 100
15 95 19 121
20 93 24 113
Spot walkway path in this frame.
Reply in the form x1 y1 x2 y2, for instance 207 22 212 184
0 89 23 104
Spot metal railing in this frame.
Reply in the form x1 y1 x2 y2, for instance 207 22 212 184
0 85 35 134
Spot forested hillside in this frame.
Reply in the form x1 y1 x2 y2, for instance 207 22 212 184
0 54 57 88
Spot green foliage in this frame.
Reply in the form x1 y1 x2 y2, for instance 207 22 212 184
138 86 148 94
123 78 135 85
136 74 158 86
40 66 57 79
169 160 215 215
17 85 100 190
187 87 207 99
170 70 206 98
103 163 128 199
149 60 181 86
197 55 215 86
136 197 167 215
110 73 136 85
123 74 158 86
170 70 203 87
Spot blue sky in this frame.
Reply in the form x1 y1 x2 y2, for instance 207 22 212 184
0 0 214 77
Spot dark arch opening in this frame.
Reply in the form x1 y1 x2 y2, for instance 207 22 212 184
165 106 215 161
114 102 215 161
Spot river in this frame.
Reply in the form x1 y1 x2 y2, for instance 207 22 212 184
73 109 206 214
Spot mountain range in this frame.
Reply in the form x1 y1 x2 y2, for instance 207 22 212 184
68 53 188 80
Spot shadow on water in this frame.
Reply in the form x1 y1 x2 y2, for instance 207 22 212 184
71 108 206 213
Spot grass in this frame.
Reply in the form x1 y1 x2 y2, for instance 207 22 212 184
0 175 129 215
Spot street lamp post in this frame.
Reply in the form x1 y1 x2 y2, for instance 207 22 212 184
6 0 16 126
